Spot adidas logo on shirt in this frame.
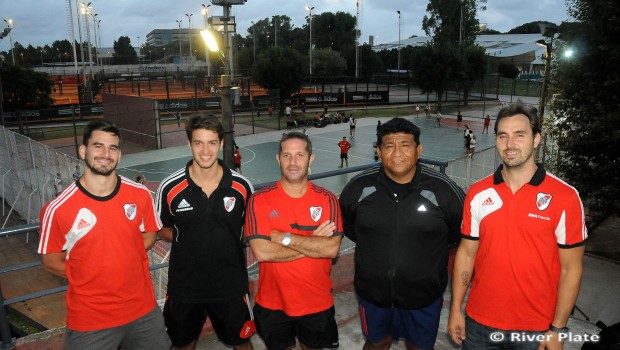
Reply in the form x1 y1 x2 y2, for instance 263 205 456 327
176 199 194 212
76 218 91 230
482 197 494 206
268 209 280 218
417 204 427 212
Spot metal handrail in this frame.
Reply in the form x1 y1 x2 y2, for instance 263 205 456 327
0 159 448 347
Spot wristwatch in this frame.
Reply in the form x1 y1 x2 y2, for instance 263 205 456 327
281 232 292 247
549 323 569 335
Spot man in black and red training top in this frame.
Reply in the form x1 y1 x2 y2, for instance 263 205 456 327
156 113 255 350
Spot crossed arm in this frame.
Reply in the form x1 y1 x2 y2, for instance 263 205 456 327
249 220 342 262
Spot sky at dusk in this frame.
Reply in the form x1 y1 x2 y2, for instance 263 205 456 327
1 0 572 50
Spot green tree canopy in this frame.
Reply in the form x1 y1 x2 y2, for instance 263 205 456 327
1 64 54 111
423 0 486 46
549 0 620 219
312 49 347 77
410 45 458 110
252 46 306 112
113 36 138 64
312 12 356 52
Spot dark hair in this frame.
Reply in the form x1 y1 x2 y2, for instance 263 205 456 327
279 131 313 156
185 113 224 141
494 102 540 135
83 120 120 146
376 117 420 147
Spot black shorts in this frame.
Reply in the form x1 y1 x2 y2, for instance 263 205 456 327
163 294 255 347
340 153 348 159
253 303 339 350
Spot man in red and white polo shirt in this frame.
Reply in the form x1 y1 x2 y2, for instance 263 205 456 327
448 103 587 350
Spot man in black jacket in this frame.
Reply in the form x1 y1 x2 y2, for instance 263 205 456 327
339 117 465 350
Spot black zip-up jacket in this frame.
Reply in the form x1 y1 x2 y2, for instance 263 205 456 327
339 165 465 309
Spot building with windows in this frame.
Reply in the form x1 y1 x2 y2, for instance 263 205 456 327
146 28 202 47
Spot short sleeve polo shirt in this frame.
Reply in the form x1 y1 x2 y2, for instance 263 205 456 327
461 164 588 331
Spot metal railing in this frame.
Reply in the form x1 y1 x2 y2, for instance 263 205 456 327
0 121 499 347
0 126 82 227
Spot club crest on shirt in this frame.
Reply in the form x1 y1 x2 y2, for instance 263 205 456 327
310 206 322 222
123 204 137 220
536 192 553 211
224 196 236 212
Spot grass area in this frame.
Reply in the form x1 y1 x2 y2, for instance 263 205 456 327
8 310 45 336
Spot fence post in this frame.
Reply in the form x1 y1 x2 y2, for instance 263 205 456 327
0 289 16 350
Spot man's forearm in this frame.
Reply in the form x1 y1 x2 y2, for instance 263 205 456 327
271 231 341 259
552 247 585 327
249 239 305 262
450 249 474 313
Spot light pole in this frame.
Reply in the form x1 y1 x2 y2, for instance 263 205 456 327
66 1 79 69
251 21 256 64
91 13 98 65
176 19 183 63
81 2 93 67
3 19 15 64
355 0 360 78
305 6 314 80
202 3 211 75
201 0 239 169
185 13 193 62
75 0 85 63
397 10 401 71
137 36 141 63
95 19 101 65
272 16 277 47
1 26 12 126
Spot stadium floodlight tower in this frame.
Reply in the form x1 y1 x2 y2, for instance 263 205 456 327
1 27 12 127
205 0 246 169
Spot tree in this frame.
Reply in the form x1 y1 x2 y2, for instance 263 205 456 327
422 0 486 46
548 0 620 220
51 40 74 63
113 36 137 64
497 62 520 79
312 49 347 77
410 45 458 111
507 21 556 34
312 12 356 52
1 63 54 111
252 47 306 114
456 45 488 106
421 0 489 108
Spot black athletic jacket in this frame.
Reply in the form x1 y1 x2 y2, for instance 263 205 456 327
339 164 465 309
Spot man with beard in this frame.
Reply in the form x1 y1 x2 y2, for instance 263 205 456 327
448 103 587 350
245 132 343 350
155 113 255 350
38 120 171 349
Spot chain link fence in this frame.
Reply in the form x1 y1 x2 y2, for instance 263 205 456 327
445 145 502 190
0 126 82 226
